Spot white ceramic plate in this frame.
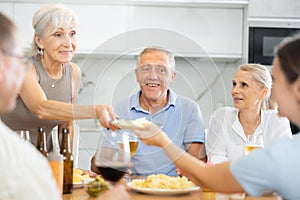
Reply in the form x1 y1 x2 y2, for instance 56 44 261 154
110 118 148 130
73 178 94 188
73 181 83 188
127 182 200 195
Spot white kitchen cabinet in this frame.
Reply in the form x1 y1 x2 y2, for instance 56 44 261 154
12 3 129 52
14 3 41 49
127 6 243 58
68 4 129 54
249 0 300 18
3 2 244 59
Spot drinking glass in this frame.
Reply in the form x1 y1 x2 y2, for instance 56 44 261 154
123 132 139 158
119 132 139 182
94 131 131 185
244 134 264 155
17 130 31 142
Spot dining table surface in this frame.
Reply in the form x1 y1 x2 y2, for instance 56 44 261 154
62 186 281 200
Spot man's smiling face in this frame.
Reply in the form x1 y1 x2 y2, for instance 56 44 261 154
135 50 176 104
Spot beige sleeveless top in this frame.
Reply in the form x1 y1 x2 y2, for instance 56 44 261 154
2 55 73 147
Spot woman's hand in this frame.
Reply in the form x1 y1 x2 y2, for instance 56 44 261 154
129 122 171 148
95 104 118 131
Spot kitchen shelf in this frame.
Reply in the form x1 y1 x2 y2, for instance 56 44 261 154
1 0 248 8
248 17 300 28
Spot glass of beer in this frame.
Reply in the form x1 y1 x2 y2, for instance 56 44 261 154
245 134 264 155
127 132 139 158
118 132 138 158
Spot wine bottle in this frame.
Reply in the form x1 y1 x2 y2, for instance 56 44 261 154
48 127 64 195
60 128 73 194
36 127 48 157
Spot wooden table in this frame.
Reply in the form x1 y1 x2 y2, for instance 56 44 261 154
62 187 280 200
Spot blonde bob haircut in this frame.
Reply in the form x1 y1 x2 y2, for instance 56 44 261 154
29 3 78 56
238 63 277 110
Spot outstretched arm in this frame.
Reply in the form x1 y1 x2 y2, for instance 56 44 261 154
19 66 117 130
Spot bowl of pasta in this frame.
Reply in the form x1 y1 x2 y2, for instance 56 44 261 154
127 174 200 195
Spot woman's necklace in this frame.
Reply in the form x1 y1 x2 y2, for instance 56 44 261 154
49 64 63 88
51 79 59 88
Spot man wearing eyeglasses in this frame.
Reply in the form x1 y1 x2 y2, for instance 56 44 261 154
0 12 61 199
92 47 206 176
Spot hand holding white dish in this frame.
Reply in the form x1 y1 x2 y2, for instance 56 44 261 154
110 117 150 129
111 118 170 148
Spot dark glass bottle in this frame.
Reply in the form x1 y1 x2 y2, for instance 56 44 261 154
36 127 48 157
60 128 73 194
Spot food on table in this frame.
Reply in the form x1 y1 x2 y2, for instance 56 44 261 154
73 168 91 183
85 176 109 197
132 174 196 189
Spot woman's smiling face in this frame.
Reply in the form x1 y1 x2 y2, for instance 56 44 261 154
36 24 78 63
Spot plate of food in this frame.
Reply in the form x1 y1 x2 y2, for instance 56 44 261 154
127 174 200 195
110 117 150 130
73 168 94 188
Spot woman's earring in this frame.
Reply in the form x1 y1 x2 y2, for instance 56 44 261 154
37 48 43 56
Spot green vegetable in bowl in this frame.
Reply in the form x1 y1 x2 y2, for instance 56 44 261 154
85 176 109 197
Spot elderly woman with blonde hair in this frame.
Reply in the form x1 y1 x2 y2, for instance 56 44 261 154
205 63 292 164
2 3 117 148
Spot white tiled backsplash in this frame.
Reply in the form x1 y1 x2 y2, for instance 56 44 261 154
77 130 101 170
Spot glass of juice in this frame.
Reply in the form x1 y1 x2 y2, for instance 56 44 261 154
244 134 264 155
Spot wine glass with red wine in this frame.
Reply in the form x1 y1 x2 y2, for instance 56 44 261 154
94 131 131 184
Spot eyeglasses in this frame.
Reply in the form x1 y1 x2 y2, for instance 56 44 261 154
0 49 33 71
136 64 173 76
